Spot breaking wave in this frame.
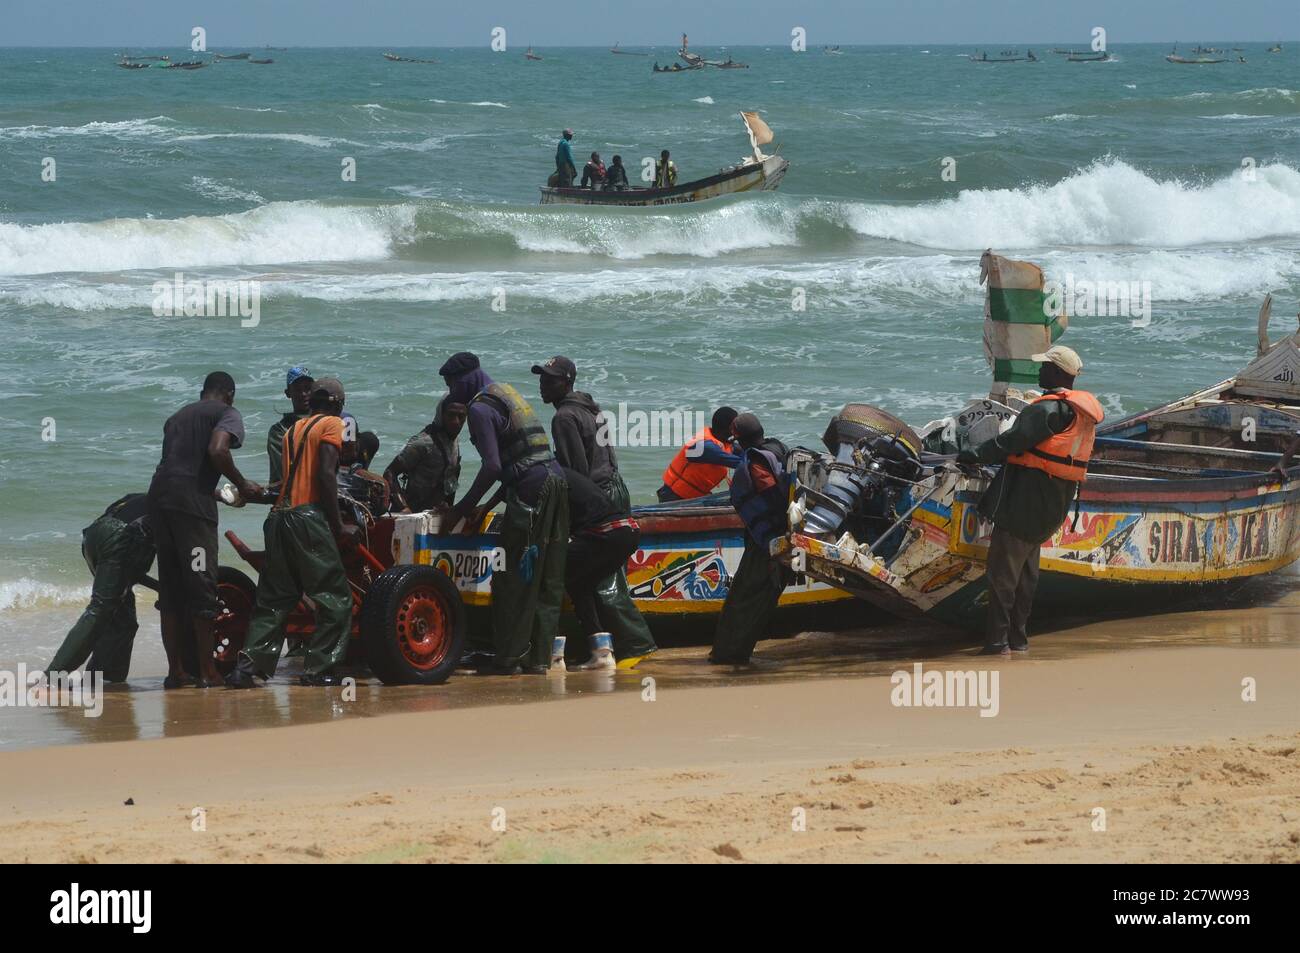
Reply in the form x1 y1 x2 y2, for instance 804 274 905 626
4 247 1294 313
0 579 90 613
841 159 1300 249
0 202 417 276
2 159 1297 277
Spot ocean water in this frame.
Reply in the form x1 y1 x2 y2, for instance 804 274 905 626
2 43 1299 670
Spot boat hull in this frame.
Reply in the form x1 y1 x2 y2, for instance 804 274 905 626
775 455 1300 631
383 498 852 636
540 155 788 207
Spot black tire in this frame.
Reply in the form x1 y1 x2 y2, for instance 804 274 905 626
213 566 257 675
360 564 466 685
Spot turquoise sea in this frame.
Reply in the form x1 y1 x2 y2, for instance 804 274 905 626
2 43 1298 669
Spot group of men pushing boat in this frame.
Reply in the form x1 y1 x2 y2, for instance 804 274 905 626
41 352 804 688
42 340 1129 688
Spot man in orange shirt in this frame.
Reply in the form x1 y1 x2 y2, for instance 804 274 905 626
227 378 359 688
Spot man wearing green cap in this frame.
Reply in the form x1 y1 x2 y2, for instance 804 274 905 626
227 377 359 687
958 345 1104 656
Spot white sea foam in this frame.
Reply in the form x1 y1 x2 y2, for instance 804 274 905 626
429 99 509 108
0 116 175 140
187 176 266 205
171 132 365 148
5 247 1291 313
840 159 1300 249
0 579 90 613
0 202 416 276
693 96 715 104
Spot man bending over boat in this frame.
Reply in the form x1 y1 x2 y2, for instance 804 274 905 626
657 406 741 501
559 466 643 670
710 413 791 666
534 354 656 665
226 378 359 688
957 346 1104 656
42 494 157 685
440 353 569 675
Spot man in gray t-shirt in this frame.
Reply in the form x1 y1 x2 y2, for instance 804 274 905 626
147 371 262 688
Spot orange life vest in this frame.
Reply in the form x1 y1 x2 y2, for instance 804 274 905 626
662 427 730 498
1007 389 1105 481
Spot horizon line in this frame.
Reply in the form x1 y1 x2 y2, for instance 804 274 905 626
0 39 1294 49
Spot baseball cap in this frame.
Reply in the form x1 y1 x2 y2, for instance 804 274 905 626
286 365 312 387
1031 345 1083 376
531 356 576 382
312 377 345 403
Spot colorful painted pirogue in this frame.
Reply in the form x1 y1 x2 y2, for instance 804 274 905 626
771 274 1300 630
215 498 850 684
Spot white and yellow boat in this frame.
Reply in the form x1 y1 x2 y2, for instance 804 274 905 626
539 112 788 207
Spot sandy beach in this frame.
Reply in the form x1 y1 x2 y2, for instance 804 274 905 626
4 628 1298 863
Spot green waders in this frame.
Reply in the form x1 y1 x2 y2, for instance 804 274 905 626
491 473 569 669
48 515 155 682
711 534 789 664
594 472 657 659
242 504 353 677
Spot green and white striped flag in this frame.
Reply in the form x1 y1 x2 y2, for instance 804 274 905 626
980 249 1068 400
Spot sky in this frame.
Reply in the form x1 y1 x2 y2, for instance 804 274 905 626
2 0 1295 47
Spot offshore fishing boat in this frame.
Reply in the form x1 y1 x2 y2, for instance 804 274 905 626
214 52 251 60
769 280 1300 631
214 496 852 683
525 46 543 61
1067 51 1113 62
382 52 438 63
539 111 788 206
653 61 703 73
1166 44 1225 64
970 50 1038 62
610 42 648 56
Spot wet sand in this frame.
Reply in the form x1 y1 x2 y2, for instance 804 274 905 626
3 589 1300 861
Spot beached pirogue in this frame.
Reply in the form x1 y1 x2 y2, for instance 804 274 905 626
772 279 1300 630
214 500 849 685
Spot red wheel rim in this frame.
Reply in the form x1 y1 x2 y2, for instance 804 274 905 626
395 585 451 670
214 584 253 673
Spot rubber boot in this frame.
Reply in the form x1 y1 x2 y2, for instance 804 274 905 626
573 633 615 671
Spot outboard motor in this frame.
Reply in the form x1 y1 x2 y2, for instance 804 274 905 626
799 404 925 542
